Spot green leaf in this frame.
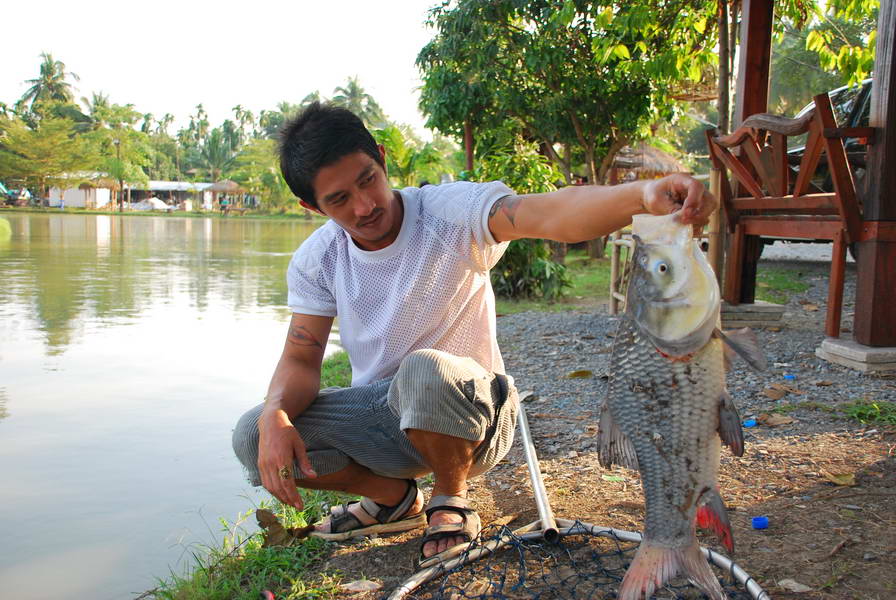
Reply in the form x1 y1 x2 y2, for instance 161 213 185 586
601 474 625 482
613 44 631 60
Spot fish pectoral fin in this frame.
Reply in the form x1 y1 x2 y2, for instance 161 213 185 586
618 540 726 600
596 401 639 471
718 391 745 457
713 327 768 372
696 488 734 553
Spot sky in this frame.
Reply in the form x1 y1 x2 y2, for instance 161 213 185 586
2 0 440 136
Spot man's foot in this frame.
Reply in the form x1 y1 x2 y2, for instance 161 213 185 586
418 495 481 567
310 479 425 541
421 509 467 558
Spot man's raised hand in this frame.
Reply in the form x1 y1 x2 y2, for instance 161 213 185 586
641 173 718 227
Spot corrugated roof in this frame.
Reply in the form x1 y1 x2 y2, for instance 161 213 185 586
127 181 214 191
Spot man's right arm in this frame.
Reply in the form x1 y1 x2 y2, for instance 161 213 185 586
257 312 334 509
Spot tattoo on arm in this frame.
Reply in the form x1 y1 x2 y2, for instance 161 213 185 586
287 325 323 349
489 196 522 227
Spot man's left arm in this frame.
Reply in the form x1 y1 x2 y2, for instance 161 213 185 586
487 173 717 243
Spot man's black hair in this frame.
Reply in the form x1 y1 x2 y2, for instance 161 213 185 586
278 102 384 209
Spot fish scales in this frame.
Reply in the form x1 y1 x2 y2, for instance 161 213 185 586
596 212 746 600
607 317 724 548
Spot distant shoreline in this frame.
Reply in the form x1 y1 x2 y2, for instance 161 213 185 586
0 206 327 222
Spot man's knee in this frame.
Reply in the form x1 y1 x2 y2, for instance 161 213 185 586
232 403 263 473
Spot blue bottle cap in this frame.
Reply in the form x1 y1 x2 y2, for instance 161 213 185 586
743 419 757 428
783 374 796 380
752 516 769 529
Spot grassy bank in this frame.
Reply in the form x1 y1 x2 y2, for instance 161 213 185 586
143 352 353 600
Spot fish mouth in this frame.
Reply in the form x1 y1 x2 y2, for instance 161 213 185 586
647 294 691 308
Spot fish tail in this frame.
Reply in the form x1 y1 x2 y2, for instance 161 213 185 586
618 540 726 600
696 488 734 553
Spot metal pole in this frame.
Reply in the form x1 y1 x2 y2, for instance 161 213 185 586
516 405 559 543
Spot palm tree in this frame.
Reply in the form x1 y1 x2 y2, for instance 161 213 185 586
332 77 386 127
199 129 237 182
374 125 446 187
19 52 80 112
81 92 111 129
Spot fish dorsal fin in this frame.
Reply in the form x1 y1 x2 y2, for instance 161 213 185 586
717 391 744 457
713 327 767 372
596 401 639 471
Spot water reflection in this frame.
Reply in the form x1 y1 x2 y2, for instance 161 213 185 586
0 212 330 600
0 213 321 354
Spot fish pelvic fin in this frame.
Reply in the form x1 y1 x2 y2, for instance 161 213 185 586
718 390 745 457
597 401 638 470
696 488 735 553
618 540 726 600
713 327 768 372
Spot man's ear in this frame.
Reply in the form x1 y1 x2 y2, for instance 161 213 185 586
378 144 388 176
299 200 325 216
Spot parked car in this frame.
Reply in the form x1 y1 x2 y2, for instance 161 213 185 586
5 186 32 206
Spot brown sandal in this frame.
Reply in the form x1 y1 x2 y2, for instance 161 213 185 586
417 495 482 568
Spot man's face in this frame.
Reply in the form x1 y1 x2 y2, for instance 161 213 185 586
304 147 402 251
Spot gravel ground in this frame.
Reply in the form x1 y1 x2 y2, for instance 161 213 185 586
497 255 893 435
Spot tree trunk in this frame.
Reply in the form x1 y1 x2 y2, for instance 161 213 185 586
718 0 731 133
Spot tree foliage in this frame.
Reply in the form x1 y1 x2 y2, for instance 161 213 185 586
472 139 571 300
418 0 718 184
0 116 94 198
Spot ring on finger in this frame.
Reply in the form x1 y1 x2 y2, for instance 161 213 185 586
278 465 292 480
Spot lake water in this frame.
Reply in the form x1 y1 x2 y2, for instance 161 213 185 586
0 212 333 599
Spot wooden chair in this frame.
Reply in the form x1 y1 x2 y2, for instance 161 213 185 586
706 93 869 338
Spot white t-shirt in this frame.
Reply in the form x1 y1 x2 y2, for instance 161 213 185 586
287 181 514 386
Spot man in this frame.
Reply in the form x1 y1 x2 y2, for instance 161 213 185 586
233 102 716 566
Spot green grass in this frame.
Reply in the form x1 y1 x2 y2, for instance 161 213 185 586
755 267 810 304
495 249 612 314
320 350 351 388
840 400 896 425
143 351 356 599
770 399 896 426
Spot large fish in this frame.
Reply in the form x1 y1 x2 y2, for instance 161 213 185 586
597 212 763 600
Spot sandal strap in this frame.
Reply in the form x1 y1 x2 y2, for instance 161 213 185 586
359 479 419 523
328 503 363 533
424 494 474 519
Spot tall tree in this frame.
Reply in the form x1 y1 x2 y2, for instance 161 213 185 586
18 52 80 114
418 0 717 184
332 77 387 128
0 116 94 201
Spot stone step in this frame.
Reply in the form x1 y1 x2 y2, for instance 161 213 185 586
816 337 896 373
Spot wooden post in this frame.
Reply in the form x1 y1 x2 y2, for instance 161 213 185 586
708 167 724 282
730 0 774 303
854 0 896 347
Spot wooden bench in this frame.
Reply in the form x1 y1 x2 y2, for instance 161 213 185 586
706 92 868 338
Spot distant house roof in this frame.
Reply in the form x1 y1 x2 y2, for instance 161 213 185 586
127 181 213 192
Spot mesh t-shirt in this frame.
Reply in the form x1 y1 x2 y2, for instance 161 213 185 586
287 181 514 386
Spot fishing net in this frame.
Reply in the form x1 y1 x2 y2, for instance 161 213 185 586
386 405 769 600
390 521 766 600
